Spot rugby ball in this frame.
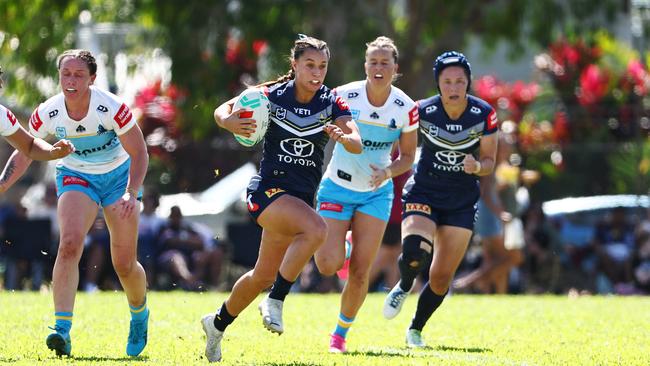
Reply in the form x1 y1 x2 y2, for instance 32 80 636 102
232 88 270 147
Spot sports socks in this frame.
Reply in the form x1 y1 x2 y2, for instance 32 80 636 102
409 284 447 331
54 311 73 334
129 299 148 321
268 273 294 301
333 313 355 339
213 302 237 331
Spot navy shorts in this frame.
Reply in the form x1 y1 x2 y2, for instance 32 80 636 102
402 178 479 230
246 175 315 222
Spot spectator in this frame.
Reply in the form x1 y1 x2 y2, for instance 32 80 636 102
522 202 563 293
592 206 635 293
633 231 650 293
157 206 220 291
137 189 165 288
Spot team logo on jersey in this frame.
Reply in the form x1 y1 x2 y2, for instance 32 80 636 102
76 125 86 133
405 203 431 215
319 202 343 213
388 118 397 130
394 98 404 107
55 127 66 139
97 125 108 135
425 105 437 114
318 113 329 125
468 129 480 140
29 110 43 131
347 92 359 99
487 109 498 129
428 125 439 137
264 188 285 198
97 105 109 113
435 150 466 165
370 112 379 119
470 106 481 115
350 109 360 121
6 110 17 126
63 176 89 187
335 96 350 111
275 108 287 120
114 103 133 128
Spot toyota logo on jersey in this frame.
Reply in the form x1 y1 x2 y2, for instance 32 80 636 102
435 150 466 165
278 138 316 167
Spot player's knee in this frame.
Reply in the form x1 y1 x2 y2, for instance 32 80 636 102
112 257 135 277
57 235 85 260
347 266 369 285
400 235 432 270
307 218 328 247
315 255 340 276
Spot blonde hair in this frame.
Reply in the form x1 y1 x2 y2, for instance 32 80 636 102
365 36 399 63
257 35 330 88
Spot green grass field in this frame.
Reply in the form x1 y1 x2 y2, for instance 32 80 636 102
0 291 648 365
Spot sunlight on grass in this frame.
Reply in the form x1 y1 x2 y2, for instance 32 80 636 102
0 292 648 365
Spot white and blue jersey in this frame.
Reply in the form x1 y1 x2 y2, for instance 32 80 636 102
0 104 21 137
29 86 136 174
317 81 418 222
29 87 138 206
324 80 419 192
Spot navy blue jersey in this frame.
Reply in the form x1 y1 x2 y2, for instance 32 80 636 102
258 80 352 194
414 94 497 189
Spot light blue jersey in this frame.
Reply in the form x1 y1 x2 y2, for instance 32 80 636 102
29 86 136 174
323 80 419 192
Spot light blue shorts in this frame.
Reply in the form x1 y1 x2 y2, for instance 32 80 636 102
55 159 140 207
316 178 393 222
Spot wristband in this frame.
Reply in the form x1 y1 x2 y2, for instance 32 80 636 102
474 161 482 175
125 188 138 196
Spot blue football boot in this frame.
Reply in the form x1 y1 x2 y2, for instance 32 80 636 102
126 309 149 356
46 326 71 356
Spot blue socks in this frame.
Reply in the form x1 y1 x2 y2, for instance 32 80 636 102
333 313 355 339
129 300 149 321
54 311 73 334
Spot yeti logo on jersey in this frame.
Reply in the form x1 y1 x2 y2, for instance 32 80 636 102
55 127 66 139
370 112 380 119
76 125 86 133
470 106 481 115
347 92 359 99
114 103 132 128
276 108 287 120
97 125 108 135
425 105 437 114
428 125 439 137
279 138 316 167
394 98 404 107
48 109 59 119
97 105 109 113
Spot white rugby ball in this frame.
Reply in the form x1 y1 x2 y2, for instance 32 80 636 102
232 88 270 147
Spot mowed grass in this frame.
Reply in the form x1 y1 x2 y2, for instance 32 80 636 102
0 291 648 365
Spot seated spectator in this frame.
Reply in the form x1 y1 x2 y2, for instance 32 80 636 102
138 189 165 288
633 230 650 294
2 204 51 290
522 202 563 293
593 206 635 293
81 215 119 292
157 206 221 291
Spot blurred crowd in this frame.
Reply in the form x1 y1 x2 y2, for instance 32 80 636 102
1 122 648 296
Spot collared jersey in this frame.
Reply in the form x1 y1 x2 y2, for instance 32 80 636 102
259 80 352 194
323 80 419 191
415 94 497 188
0 104 21 137
29 86 136 174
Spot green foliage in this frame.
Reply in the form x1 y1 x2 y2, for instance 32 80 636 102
0 292 649 365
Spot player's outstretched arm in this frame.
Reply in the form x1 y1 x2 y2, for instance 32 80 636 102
5 125 75 161
0 148 33 194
